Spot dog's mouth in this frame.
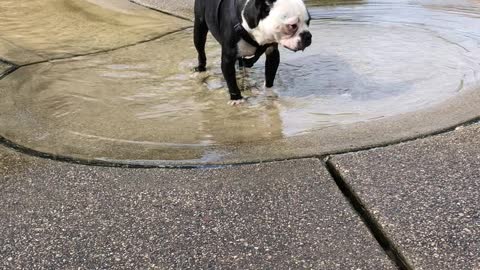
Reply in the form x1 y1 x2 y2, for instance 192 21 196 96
279 36 310 52
280 41 306 52
283 46 300 52
279 37 300 51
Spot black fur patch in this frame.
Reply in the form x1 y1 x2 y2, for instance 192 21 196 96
243 0 277 29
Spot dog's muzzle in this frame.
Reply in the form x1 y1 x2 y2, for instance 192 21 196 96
299 31 312 50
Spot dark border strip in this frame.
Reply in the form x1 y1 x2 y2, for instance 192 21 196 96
0 58 18 67
129 0 193 21
1 118 478 169
0 136 204 169
0 134 325 169
0 65 19 80
0 58 19 80
325 158 413 270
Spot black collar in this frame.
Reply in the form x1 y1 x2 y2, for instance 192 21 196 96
233 22 260 48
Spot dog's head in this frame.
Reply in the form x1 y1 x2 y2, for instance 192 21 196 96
242 0 311 51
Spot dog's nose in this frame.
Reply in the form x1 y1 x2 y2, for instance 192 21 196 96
300 31 312 48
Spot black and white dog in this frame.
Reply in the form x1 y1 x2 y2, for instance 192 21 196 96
193 0 312 105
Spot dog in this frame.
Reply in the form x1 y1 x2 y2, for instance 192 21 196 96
193 0 312 105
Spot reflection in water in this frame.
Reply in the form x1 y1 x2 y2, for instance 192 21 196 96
0 0 480 161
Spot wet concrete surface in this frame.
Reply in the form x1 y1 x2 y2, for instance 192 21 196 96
131 0 194 20
0 145 395 269
1 0 480 165
0 0 191 65
329 123 480 270
0 62 12 77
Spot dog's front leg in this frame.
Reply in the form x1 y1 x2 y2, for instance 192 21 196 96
221 47 244 105
239 46 266 68
265 45 280 88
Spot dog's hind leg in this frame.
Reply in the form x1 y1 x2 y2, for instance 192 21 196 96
193 17 209 72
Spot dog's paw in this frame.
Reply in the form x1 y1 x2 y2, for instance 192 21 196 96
193 66 206 72
190 70 209 80
263 82 279 98
227 99 246 106
264 87 279 98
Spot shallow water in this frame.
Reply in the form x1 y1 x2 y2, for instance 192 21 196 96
0 0 480 162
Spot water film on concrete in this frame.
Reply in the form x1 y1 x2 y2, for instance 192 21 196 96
1 0 480 165
0 0 191 64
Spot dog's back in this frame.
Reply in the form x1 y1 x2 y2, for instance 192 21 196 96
194 0 222 43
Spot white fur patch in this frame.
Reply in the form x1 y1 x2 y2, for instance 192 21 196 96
242 0 310 50
237 39 257 57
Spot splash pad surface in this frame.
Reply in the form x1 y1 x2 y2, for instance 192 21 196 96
1 0 479 165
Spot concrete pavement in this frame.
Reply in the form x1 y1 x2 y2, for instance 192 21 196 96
2 120 479 269
1 147 395 269
329 123 480 270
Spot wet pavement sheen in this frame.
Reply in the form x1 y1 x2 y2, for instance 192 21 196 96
0 0 480 164
0 0 190 64
0 62 12 76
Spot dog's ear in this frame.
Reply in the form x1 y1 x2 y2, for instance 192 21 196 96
243 0 276 29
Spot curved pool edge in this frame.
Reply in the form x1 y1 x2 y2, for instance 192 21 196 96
1 85 479 168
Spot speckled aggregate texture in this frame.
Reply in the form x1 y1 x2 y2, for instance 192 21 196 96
0 146 394 269
330 123 480 270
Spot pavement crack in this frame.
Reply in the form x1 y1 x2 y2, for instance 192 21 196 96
0 58 18 67
323 157 414 270
0 65 19 80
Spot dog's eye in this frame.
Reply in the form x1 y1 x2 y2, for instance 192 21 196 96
288 24 298 31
